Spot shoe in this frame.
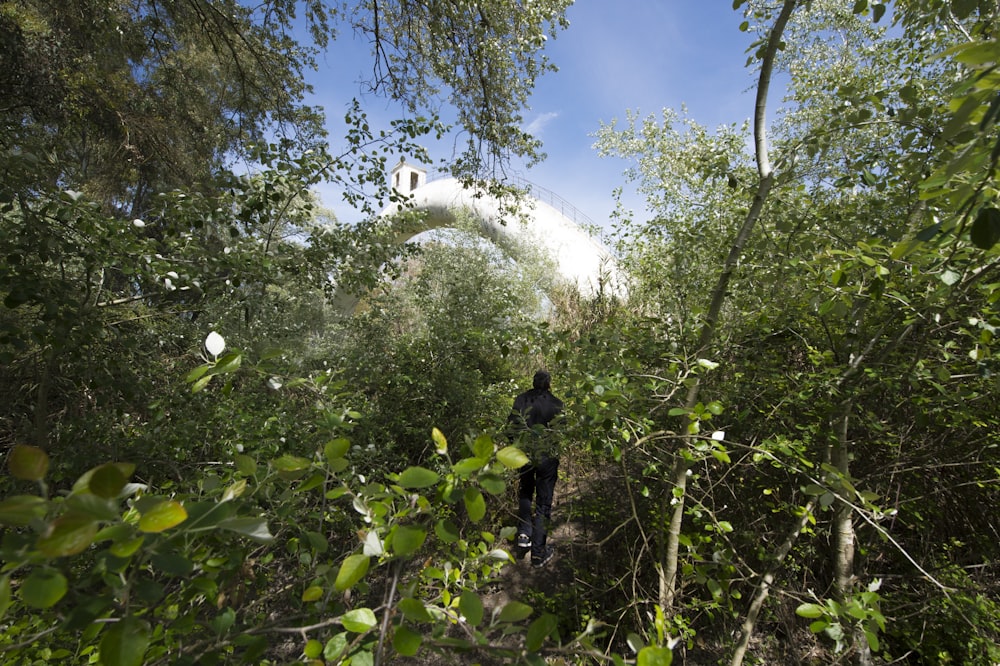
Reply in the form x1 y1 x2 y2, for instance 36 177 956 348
516 533 532 549
531 546 554 568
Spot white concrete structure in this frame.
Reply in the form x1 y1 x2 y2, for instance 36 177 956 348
333 160 627 313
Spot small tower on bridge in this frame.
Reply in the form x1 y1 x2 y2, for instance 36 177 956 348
391 158 426 195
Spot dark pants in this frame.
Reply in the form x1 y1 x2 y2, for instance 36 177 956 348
517 455 559 560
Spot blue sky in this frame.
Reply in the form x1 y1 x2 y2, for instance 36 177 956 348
309 2 761 232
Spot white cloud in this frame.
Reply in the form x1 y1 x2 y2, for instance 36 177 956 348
524 111 560 136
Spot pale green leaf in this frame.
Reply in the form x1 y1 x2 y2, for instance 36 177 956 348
334 554 370 591
342 607 377 633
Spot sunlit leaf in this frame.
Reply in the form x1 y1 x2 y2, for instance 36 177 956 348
324 633 348 661
796 602 825 618
334 554 370 591
637 645 673 666
138 501 188 533
432 427 448 455
472 433 493 459
302 585 324 602
342 607 377 633
273 455 311 472
496 446 529 470
304 639 323 659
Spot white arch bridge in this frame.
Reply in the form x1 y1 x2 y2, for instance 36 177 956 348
332 161 627 313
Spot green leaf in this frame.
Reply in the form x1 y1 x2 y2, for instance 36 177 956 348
66 493 118 521
109 536 145 559
435 519 460 543
971 207 1000 250
390 525 427 556
235 454 257 476
342 607 377 633
218 516 273 542
637 645 673 666
20 568 68 608
472 433 494 459
526 613 558 651
452 457 487 475
138 501 188 533
432 427 448 455
185 364 210 383
0 495 47 526
0 576 11 621
214 351 242 374
273 454 311 472
100 617 150 666
940 269 961 286
8 444 49 481
324 438 351 463
496 446 529 469
302 585 324 602
88 463 132 498
37 512 99 557
796 602 826 618
710 449 731 464
397 466 440 489
478 472 506 495
211 607 236 635
150 552 193 576
393 624 422 656
464 487 486 522
190 375 213 393
304 639 323 659
459 590 484 627
324 633 349 661
497 601 533 623
334 554 370 591
398 597 432 623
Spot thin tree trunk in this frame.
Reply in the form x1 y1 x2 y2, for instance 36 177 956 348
660 0 799 615
831 405 873 666
730 498 818 666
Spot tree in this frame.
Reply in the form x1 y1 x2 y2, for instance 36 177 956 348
594 0 1000 663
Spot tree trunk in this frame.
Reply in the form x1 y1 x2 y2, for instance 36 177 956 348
660 0 799 616
831 406 873 666
730 499 817 666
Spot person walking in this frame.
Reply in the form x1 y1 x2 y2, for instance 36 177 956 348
508 369 563 567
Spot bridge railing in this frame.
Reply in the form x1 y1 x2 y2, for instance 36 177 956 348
422 170 599 231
